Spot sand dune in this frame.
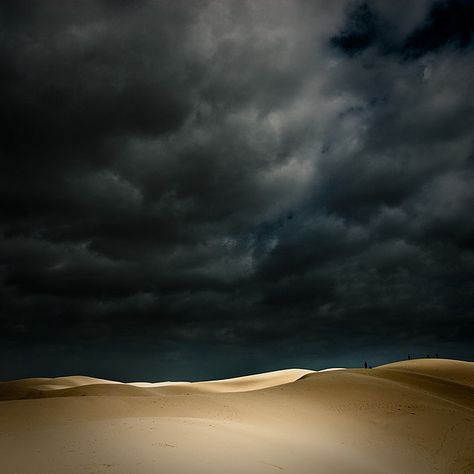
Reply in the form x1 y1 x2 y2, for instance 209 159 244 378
0 359 473 473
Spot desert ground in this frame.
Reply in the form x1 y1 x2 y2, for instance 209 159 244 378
0 358 473 474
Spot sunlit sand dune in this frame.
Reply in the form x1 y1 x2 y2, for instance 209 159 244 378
0 359 473 473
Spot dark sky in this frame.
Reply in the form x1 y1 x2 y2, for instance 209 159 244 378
1 0 474 381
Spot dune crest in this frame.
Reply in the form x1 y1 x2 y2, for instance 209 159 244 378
0 368 314 400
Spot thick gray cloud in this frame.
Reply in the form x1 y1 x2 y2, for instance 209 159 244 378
1 0 473 380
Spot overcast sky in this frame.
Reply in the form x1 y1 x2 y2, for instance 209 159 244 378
1 0 473 381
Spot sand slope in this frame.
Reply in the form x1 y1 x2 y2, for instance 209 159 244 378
0 359 473 473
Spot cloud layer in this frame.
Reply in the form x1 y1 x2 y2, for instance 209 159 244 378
1 0 473 380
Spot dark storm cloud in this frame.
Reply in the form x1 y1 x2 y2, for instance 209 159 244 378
331 0 474 58
330 3 384 56
1 0 473 380
403 0 474 57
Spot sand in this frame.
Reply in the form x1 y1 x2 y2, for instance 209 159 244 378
0 359 473 473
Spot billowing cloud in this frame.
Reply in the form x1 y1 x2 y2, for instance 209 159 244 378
1 0 473 380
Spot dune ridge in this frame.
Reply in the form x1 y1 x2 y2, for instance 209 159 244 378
0 359 473 473
0 368 314 401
